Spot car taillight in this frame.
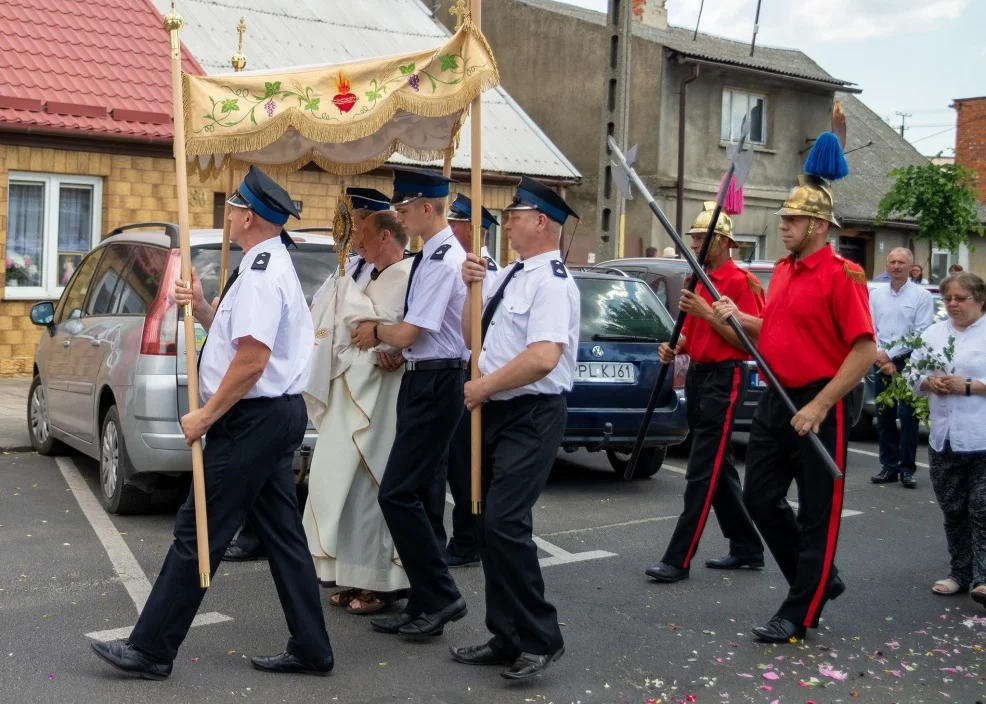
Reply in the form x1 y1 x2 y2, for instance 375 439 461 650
140 250 180 356
673 353 690 390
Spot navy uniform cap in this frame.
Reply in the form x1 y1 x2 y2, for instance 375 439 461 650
448 194 499 230
346 187 392 212
227 165 300 227
503 176 578 225
391 166 456 206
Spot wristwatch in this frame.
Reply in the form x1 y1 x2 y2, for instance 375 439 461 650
966 378 973 397
373 324 380 342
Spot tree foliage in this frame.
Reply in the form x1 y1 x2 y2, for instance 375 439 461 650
875 161 984 253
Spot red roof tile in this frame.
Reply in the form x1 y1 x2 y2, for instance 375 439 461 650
0 0 203 142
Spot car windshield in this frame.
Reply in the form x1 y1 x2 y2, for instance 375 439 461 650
191 242 337 305
576 277 674 342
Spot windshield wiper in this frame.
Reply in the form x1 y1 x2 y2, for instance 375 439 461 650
591 334 659 342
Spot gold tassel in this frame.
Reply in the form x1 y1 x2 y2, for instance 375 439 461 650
747 273 763 295
843 260 866 285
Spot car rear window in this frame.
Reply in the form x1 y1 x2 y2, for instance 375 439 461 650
576 277 674 342
191 242 337 305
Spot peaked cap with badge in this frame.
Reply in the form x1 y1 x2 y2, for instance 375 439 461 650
346 187 392 212
503 176 579 225
447 194 499 231
390 166 455 206
227 165 301 247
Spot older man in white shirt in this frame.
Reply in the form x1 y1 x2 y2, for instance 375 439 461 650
870 247 935 488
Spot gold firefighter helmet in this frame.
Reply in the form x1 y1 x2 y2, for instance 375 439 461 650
775 175 840 227
687 201 738 247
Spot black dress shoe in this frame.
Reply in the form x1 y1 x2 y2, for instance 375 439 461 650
449 642 515 666
705 554 765 570
645 561 688 582
826 575 846 601
250 651 333 676
752 617 806 643
445 551 481 568
900 472 917 489
224 543 267 561
398 597 468 637
90 639 173 680
370 611 414 634
501 646 565 680
871 469 899 484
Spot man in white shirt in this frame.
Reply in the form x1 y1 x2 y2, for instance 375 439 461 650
870 247 935 488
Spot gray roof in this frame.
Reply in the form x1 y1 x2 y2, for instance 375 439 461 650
516 0 855 88
831 93 929 224
150 0 580 180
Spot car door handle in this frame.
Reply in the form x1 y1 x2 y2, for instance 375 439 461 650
90 339 102 347
63 340 71 348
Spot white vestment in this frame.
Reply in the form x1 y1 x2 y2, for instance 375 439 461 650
302 258 412 591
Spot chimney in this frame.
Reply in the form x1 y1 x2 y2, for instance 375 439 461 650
632 0 668 30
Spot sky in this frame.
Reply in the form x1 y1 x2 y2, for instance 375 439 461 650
559 0 983 158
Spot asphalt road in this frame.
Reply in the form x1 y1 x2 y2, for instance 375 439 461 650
1 439 984 704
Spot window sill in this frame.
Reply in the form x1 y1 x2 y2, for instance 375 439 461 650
719 141 776 155
3 286 63 302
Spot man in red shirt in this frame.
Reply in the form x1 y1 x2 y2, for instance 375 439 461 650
646 203 765 583
713 163 876 643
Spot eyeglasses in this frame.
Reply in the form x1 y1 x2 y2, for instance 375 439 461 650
943 295 973 303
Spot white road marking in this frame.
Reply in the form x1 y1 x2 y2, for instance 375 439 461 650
54 457 232 639
446 493 618 566
849 447 929 469
541 514 677 537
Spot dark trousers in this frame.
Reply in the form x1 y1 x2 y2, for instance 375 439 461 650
929 442 986 588
129 396 332 662
662 363 762 569
479 394 566 657
431 401 479 556
743 382 852 629
378 368 464 615
875 359 919 475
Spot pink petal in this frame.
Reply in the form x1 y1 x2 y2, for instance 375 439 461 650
763 671 780 680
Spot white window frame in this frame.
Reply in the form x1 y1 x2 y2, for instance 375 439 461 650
731 234 762 261
931 247 959 283
4 171 102 300
721 88 768 146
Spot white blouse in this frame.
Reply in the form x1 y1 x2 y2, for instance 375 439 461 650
908 316 986 453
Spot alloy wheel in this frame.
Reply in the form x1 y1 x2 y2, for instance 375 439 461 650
30 384 50 445
101 420 120 500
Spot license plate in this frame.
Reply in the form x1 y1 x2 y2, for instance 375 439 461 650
575 362 636 384
750 370 767 388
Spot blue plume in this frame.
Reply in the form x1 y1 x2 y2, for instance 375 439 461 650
804 132 849 181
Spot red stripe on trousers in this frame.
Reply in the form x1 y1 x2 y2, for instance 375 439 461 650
803 399 845 627
683 366 741 568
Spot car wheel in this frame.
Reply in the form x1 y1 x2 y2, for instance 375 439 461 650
99 406 151 515
28 376 66 455
607 447 667 479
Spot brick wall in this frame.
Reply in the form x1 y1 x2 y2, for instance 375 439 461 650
0 144 516 376
954 97 986 203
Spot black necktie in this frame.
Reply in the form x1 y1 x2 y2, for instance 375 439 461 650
403 251 424 316
198 267 239 364
352 257 367 280
480 262 524 342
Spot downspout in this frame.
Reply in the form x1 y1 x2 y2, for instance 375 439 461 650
675 63 700 237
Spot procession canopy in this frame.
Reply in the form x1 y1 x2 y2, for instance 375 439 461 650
182 21 498 179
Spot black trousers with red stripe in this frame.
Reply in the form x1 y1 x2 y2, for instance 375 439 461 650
743 381 852 629
662 362 763 569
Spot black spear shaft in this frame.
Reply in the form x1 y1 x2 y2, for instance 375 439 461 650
622 166 734 480
609 137 843 482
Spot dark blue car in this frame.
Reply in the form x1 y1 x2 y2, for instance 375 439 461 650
562 271 689 478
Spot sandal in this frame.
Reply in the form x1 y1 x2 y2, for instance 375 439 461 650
329 587 363 607
972 586 986 607
932 577 969 595
346 591 390 615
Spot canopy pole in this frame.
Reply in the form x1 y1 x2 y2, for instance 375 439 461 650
165 2 210 589
219 17 248 292
468 0 483 515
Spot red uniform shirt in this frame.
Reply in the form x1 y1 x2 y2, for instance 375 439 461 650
759 244 874 388
682 258 765 364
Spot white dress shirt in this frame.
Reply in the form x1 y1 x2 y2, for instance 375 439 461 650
403 227 468 362
199 236 313 402
478 251 581 401
870 280 935 359
909 316 986 452
480 245 500 299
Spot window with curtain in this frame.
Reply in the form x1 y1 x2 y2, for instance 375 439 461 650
5 173 102 299
721 89 768 145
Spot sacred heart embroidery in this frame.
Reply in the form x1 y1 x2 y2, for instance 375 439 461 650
332 71 358 114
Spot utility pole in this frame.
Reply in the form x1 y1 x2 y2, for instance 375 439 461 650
594 0 632 263
895 111 912 137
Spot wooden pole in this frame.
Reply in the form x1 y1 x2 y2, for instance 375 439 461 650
469 0 483 515
165 2 210 589
219 17 248 291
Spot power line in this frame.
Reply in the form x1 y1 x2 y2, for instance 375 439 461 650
909 126 955 144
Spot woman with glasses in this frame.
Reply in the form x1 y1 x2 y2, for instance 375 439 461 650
908 272 986 605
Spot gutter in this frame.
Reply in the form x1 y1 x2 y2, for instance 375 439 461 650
675 63 700 236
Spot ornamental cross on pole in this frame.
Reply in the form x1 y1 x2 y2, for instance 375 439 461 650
231 16 247 71
450 0 469 29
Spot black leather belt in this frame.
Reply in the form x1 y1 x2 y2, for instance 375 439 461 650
404 359 467 372
689 360 747 370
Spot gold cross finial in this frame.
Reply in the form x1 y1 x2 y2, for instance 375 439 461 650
449 0 469 30
231 16 247 71
163 0 183 32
